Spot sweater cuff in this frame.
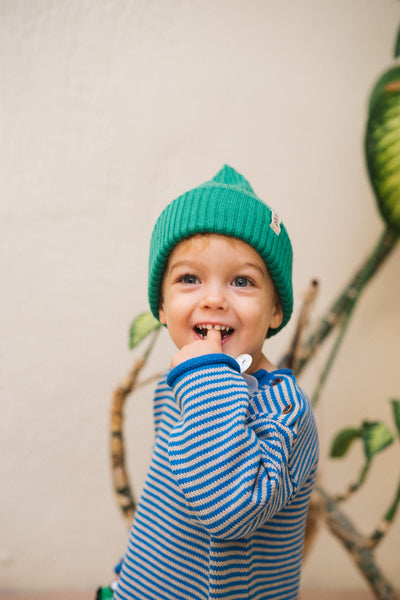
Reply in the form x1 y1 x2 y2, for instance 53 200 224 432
167 353 240 388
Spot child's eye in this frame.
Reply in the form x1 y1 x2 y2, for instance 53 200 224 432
179 274 199 285
232 276 252 287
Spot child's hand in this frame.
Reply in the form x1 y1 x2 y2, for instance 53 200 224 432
171 328 223 369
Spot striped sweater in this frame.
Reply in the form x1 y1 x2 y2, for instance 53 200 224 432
114 353 319 600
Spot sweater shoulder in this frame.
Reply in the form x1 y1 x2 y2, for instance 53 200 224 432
247 372 314 434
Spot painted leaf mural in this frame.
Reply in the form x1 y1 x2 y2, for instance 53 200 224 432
365 45 400 233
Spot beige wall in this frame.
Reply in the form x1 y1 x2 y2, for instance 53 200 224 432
1 0 399 593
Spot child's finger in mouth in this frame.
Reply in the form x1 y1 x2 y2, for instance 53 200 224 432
194 324 234 340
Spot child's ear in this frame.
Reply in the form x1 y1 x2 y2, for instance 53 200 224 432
269 298 284 330
159 300 167 325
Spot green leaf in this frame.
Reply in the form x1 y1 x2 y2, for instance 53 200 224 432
129 312 161 350
365 65 400 234
391 399 400 437
330 428 362 458
361 421 394 461
367 66 400 114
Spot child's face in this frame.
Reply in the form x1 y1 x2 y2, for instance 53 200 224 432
159 234 283 373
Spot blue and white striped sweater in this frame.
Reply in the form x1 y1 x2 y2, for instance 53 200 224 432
114 353 319 600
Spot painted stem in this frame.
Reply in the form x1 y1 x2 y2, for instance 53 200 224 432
110 328 161 527
281 280 319 372
318 486 400 599
369 475 400 548
310 298 358 408
289 227 398 377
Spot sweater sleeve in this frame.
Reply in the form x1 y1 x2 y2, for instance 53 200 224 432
166 354 316 540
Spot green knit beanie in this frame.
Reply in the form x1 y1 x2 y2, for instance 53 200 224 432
148 165 293 337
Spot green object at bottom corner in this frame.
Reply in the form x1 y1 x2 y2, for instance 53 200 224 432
96 586 114 600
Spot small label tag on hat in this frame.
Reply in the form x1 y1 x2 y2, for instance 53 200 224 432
270 210 281 235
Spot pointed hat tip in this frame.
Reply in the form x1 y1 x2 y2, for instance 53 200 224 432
212 164 255 194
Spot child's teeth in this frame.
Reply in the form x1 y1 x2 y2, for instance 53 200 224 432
196 323 232 334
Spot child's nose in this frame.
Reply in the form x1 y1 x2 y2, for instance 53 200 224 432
200 284 228 311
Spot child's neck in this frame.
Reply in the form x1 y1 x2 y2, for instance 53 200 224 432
250 353 278 374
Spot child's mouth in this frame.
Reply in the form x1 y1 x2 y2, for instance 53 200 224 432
194 323 235 340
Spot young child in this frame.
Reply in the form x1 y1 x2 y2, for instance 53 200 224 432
113 165 319 600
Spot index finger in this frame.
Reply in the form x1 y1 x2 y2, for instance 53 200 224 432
206 327 222 343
